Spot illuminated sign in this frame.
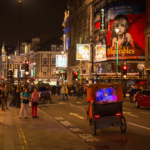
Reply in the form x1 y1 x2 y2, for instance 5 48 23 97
64 10 69 22
96 45 106 60
76 44 90 60
95 22 100 29
56 55 66 67
100 9 105 31
107 3 146 58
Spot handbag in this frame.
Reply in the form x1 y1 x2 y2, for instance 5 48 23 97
32 102 38 106
23 99 29 104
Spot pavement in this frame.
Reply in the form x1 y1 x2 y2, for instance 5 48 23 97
0 94 150 150
0 94 95 150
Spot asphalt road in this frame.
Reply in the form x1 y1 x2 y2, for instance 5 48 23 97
39 95 150 150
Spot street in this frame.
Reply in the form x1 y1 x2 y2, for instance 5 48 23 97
39 95 150 150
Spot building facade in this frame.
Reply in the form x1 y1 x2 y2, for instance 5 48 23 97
65 0 146 87
145 0 150 88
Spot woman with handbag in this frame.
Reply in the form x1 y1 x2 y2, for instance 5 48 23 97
19 87 30 119
0 83 7 111
31 87 39 118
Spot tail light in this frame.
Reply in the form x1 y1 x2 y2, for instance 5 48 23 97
116 113 121 116
94 115 100 118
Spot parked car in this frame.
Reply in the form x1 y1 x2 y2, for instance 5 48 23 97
134 90 150 108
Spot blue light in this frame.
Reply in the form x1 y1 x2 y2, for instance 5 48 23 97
65 29 67 34
68 27 69 31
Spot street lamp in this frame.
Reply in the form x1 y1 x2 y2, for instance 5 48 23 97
61 51 64 84
115 28 119 81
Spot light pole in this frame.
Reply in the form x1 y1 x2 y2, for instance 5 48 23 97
115 28 119 81
61 51 64 84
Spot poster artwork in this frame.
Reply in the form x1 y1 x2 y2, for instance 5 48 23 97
107 3 146 58
96 45 106 60
76 44 90 60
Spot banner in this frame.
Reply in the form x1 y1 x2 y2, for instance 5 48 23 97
10 56 24 64
76 44 90 60
96 45 106 60
107 3 146 58
56 55 66 67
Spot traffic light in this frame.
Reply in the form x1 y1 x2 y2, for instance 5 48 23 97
122 65 127 78
25 60 29 74
8 70 13 80
33 77 35 81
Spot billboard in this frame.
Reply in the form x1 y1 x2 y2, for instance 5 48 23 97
56 55 66 67
76 44 90 60
107 3 146 58
96 45 106 60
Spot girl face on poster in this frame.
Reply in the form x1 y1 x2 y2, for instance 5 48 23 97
111 14 135 48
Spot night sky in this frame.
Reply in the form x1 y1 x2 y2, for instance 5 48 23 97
0 0 68 46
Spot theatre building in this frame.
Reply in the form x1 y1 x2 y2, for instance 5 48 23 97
66 0 146 87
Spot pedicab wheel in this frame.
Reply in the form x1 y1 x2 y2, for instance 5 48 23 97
120 116 126 133
91 118 96 135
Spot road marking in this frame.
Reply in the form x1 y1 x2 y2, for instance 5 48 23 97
54 117 64 120
79 134 99 141
141 112 150 115
60 121 75 127
70 112 85 119
123 111 138 117
128 122 150 130
77 102 83 104
123 108 130 110
59 102 66 104
70 128 81 132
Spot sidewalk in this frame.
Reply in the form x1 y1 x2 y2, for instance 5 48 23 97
0 95 95 150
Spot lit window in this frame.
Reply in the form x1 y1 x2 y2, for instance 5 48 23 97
2 57 5 62
56 46 60 51
52 58 56 65
43 72 47 77
43 58 47 64
51 45 56 51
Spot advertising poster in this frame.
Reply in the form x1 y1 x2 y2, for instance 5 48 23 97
56 55 66 67
76 44 90 60
107 3 146 58
96 45 106 60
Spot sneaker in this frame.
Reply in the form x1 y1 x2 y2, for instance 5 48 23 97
2 109 6 111
24 117 28 119
6 108 9 110
32 116 35 118
35 116 39 118
19 117 22 119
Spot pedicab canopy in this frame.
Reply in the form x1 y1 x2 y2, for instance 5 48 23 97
86 83 123 104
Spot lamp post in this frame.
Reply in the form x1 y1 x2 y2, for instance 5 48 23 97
61 51 64 84
115 28 119 81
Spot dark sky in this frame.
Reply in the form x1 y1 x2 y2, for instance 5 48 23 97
0 0 68 46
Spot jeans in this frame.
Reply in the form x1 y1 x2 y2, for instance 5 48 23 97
60 93 66 100
19 103 29 117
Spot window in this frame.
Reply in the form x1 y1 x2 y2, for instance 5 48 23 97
51 45 56 51
52 58 55 65
43 58 47 64
43 72 47 77
60 45 63 51
56 46 60 51
2 57 5 62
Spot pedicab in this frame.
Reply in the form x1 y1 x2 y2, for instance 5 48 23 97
86 83 126 135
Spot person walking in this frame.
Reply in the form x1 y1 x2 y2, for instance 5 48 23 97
59 85 66 101
19 87 30 119
0 83 7 111
128 85 133 103
31 88 39 118
77 85 83 99
65 85 68 100
5 83 10 109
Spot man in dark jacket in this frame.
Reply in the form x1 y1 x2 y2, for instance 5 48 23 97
77 85 83 99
